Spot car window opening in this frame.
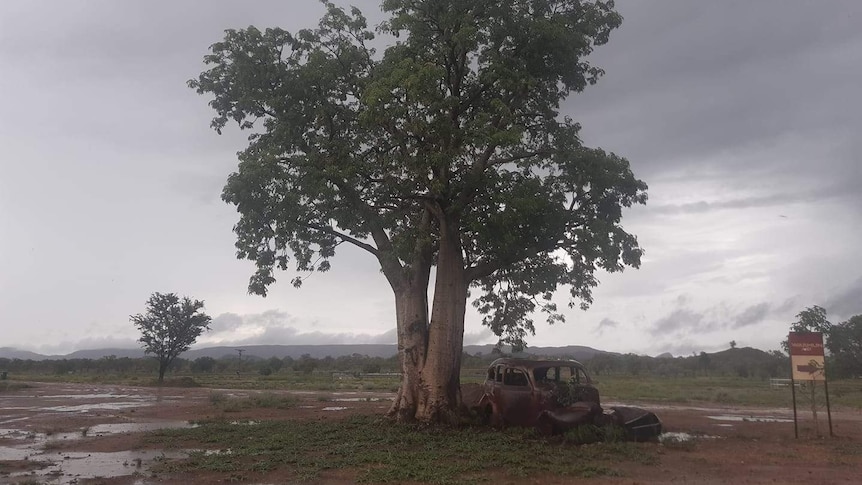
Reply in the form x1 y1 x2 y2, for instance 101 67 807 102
504 368 528 386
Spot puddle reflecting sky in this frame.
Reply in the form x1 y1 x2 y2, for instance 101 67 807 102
707 415 793 423
10 449 189 484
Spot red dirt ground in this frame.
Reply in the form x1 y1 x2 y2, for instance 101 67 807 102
1 382 861 484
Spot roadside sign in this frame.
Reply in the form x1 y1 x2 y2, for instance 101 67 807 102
787 331 833 438
788 332 825 381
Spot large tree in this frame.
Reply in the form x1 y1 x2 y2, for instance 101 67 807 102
191 0 646 423
825 314 862 378
131 292 212 383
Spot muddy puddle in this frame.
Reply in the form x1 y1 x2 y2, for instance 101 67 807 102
707 414 793 423
659 432 719 443
4 449 189 484
0 384 204 483
0 420 197 484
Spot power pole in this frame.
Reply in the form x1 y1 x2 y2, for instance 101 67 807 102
235 348 245 375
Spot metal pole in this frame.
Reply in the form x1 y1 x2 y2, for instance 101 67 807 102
790 375 798 439
811 380 818 436
823 375 834 437
235 348 245 375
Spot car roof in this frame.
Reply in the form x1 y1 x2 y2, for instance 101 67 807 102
488 358 586 370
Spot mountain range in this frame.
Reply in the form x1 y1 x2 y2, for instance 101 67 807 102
0 344 618 361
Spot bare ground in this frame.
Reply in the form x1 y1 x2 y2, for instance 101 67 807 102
1 381 860 484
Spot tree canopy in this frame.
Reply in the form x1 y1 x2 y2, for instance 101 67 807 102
131 292 212 383
191 0 645 422
783 305 861 378
826 314 862 378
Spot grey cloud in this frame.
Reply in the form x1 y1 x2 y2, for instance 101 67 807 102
35 336 139 355
594 318 620 336
569 0 862 207
825 277 862 320
464 328 495 346
228 328 396 346
652 300 783 335
651 184 860 215
651 309 704 335
210 312 245 332
210 310 298 333
732 303 770 329
773 297 799 315
206 310 394 346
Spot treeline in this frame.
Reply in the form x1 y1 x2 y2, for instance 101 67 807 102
583 348 789 379
0 353 402 377
0 347 803 380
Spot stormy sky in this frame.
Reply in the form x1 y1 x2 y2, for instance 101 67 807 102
1 1 860 357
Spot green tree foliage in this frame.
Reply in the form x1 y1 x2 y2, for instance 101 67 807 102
190 0 645 423
191 356 218 373
782 305 832 354
130 292 211 383
827 315 862 378
293 354 318 375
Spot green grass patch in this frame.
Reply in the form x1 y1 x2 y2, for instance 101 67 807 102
209 391 298 412
592 375 862 408
145 415 657 483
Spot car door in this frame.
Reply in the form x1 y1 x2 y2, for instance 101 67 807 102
499 367 534 425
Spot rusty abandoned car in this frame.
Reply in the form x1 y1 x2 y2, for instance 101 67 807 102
476 358 662 440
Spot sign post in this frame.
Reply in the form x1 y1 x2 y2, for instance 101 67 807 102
787 332 833 437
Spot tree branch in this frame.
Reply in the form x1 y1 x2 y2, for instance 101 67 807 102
300 222 379 256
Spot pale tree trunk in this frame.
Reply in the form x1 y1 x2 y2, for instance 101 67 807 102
384 213 468 424
415 219 467 424
388 280 429 421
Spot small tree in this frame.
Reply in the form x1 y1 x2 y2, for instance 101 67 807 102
729 340 737 349
781 305 832 354
131 292 212 383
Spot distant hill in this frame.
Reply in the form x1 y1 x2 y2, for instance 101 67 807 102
0 347 49 360
705 347 782 375
0 343 615 362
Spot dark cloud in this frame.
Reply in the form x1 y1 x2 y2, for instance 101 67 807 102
651 309 704 336
732 303 770 329
652 300 788 336
569 0 862 202
210 312 246 332
594 318 620 336
825 277 862 320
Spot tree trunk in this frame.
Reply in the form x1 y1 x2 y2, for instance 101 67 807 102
386 214 468 425
158 360 167 384
415 219 467 424
388 281 429 421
